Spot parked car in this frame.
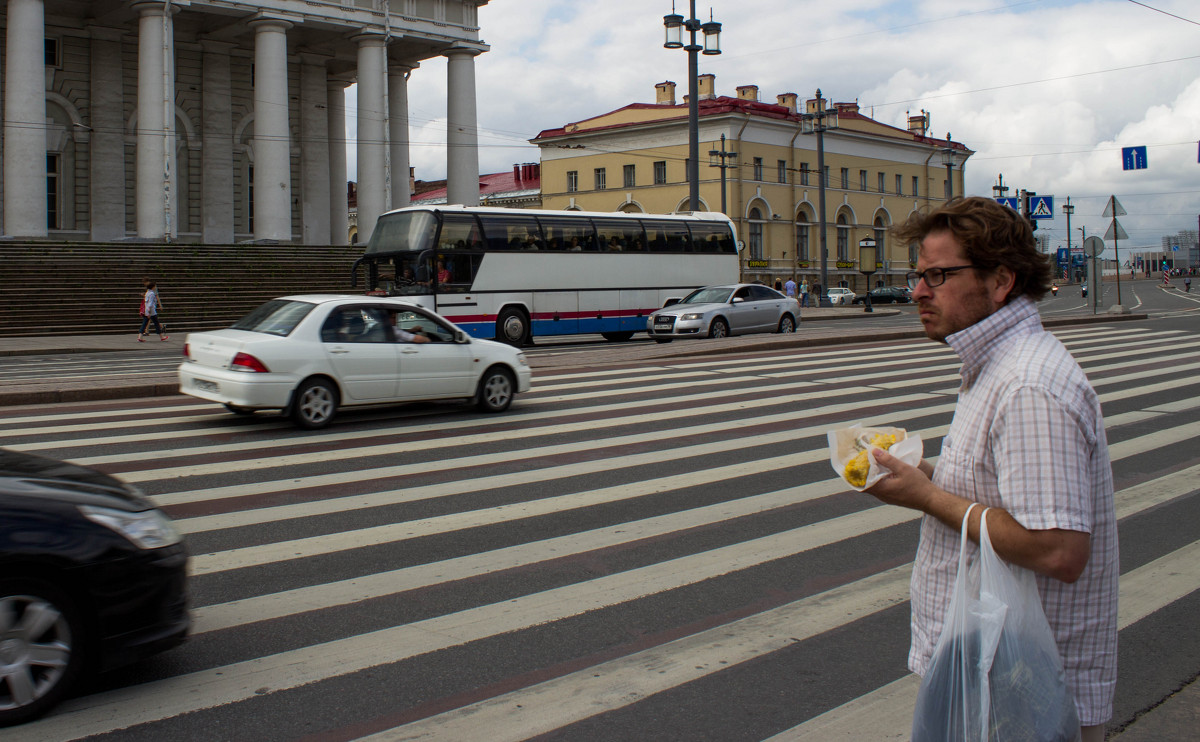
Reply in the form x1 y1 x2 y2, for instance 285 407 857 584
0 449 189 726
179 295 533 429
852 286 912 304
825 287 857 305
647 284 800 342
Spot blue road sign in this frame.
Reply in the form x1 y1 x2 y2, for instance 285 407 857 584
996 197 1019 211
1029 195 1054 219
1122 146 1148 170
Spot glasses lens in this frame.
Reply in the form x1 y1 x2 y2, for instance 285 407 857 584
925 267 946 287
905 271 920 289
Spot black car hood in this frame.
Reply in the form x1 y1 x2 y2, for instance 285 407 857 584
0 448 152 511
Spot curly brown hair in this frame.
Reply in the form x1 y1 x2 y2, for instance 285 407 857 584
893 196 1052 301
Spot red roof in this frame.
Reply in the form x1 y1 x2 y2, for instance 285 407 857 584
412 166 541 203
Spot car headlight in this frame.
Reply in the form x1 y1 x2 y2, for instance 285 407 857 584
681 313 703 320
516 352 529 366
80 505 183 549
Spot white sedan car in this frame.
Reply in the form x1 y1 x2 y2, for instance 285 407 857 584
825 287 857 305
179 295 532 429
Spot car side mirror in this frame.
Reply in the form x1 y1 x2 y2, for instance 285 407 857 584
455 330 467 343
731 297 743 304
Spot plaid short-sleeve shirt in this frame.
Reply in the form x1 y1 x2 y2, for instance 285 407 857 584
908 296 1119 725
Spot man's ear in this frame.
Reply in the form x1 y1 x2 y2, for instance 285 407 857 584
990 265 1017 304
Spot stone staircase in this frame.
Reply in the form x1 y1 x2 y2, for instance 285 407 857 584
0 242 365 337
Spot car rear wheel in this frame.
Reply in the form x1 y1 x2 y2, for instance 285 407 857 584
290 378 338 429
777 315 795 333
707 318 729 339
0 580 86 727
475 367 515 412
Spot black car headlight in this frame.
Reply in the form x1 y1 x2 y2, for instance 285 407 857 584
80 505 183 549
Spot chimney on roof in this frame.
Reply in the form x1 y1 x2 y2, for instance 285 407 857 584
805 93 828 115
698 73 715 100
835 100 859 115
907 109 929 136
776 92 798 113
655 80 677 105
513 164 521 182
736 85 758 102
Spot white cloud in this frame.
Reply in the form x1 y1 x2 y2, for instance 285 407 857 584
348 0 1200 246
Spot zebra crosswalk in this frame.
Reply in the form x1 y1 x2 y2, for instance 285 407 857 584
3 323 1199 741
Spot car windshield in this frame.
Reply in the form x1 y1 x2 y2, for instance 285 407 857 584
230 300 315 336
680 286 735 304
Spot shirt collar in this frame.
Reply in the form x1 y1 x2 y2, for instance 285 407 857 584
946 295 1041 386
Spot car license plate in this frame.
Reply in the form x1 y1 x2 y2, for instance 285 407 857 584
193 379 219 393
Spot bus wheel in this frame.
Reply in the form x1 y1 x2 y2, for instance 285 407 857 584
708 318 729 339
601 332 634 342
496 308 529 347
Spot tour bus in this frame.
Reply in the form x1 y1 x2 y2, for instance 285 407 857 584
351 205 740 345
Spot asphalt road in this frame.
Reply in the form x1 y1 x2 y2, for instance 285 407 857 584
1 305 1198 741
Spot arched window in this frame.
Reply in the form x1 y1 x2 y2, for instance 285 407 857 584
749 207 765 259
795 210 811 261
836 213 849 261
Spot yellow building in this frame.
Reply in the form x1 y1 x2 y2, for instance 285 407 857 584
532 76 972 293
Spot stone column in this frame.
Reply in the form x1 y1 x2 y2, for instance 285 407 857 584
299 53 331 245
88 28 126 241
200 41 235 244
445 47 481 207
3 0 47 237
388 62 416 210
327 79 350 245
354 33 387 243
251 17 293 242
134 0 177 239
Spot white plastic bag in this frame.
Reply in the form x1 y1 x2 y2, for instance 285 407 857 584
827 424 923 491
911 505 1081 742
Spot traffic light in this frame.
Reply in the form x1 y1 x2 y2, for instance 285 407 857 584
1021 190 1038 231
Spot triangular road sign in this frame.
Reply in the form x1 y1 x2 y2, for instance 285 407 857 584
1104 219 1128 241
1102 196 1127 218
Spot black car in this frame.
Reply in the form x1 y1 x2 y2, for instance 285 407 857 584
852 286 913 304
0 449 189 726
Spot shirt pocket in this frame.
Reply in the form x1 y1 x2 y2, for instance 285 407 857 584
934 440 981 502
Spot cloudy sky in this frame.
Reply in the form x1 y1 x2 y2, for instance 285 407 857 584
350 0 1200 252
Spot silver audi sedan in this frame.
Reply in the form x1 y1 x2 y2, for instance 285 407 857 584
647 284 801 342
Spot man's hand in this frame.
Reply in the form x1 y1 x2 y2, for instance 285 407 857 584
864 448 936 512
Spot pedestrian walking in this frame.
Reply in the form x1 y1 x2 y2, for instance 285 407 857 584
783 277 797 299
1186 276 1192 293
138 280 169 342
799 279 809 307
866 196 1117 741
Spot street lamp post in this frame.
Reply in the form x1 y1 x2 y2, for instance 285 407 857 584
858 237 877 313
1063 197 1074 282
664 2 721 212
708 133 737 215
991 173 1008 200
800 89 838 306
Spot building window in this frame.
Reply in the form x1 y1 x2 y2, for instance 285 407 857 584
878 172 885 194
653 161 667 184
778 160 787 184
624 164 636 188
896 174 903 195
44 38 60 67
836 214 849 261
46 153 60 230
796 218 810 261
859 170 867 191
800 162 809 186
753 157 763 181
912 176 919 197
749 207 765 259
594 168 606 191
567 170 578 192
840 168 849 189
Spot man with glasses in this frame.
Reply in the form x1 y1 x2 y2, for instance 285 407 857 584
866 196 1117 741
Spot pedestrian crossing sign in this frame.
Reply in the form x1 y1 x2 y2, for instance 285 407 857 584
1030 195 1054 219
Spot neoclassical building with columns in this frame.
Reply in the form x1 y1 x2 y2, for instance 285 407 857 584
0 0 488 245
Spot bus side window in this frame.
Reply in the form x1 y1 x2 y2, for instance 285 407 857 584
689 222 736 253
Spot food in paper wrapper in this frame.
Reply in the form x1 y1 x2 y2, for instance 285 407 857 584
828 424 923 491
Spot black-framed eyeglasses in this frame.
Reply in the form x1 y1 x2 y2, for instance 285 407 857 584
906 264 976 289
